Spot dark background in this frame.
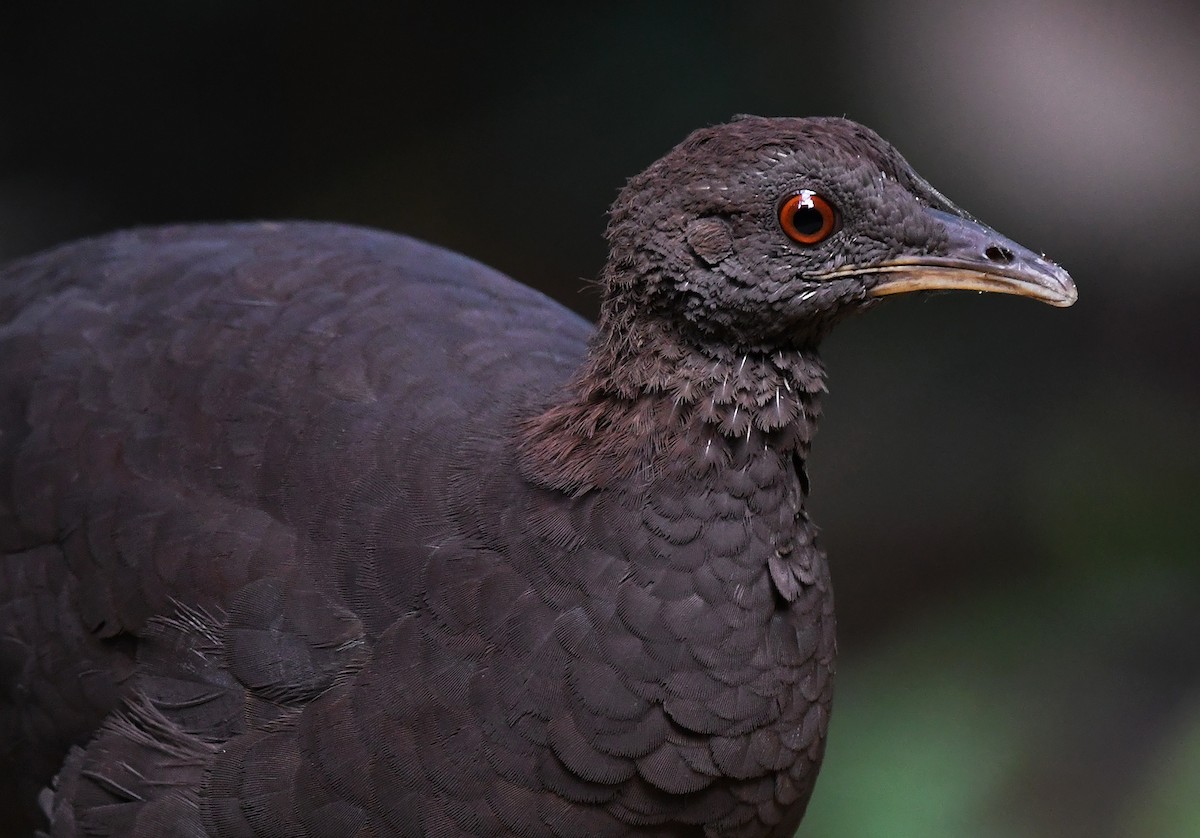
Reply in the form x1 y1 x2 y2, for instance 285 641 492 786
3 3 1198 835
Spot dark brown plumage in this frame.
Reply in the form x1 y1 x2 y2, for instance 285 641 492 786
0 116 1074 837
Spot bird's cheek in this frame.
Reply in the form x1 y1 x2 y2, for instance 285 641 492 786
685 217 734 267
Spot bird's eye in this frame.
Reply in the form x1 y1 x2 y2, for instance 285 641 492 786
778 190 839 245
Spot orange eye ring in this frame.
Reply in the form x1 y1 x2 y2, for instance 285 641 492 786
778 190 839 245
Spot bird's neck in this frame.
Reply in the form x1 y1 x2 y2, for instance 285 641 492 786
519 312 827 495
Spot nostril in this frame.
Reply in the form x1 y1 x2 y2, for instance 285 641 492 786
984 244 1014 264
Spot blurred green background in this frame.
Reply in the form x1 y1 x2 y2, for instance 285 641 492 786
2 3 1197 835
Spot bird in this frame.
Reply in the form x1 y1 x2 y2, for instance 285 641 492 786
0 115 1075 837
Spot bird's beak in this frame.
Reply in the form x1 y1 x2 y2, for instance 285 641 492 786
855 209 1077 307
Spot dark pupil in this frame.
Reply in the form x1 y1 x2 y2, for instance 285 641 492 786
791 206 824 236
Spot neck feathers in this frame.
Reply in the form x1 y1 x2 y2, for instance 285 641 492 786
519 314 826 495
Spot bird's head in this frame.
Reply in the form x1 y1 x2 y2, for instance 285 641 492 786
602 115 1076 351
